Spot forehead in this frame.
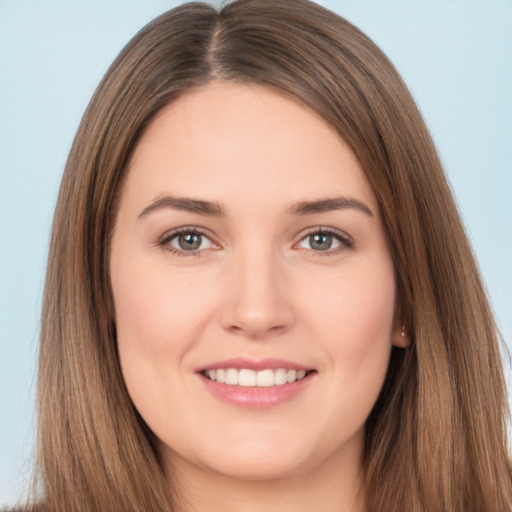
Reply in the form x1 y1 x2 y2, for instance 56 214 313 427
123 80 378 216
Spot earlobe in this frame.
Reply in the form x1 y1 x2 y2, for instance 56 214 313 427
393 323 411 348
392 296 411 347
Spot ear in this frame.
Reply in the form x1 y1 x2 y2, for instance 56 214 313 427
392 321 411 348
391 302 411 348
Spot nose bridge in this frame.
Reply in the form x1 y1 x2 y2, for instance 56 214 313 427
220 240 294 338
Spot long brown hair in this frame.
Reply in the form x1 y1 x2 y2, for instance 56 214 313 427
31 1 511 510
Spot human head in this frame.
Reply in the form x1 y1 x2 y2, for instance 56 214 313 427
37 0 509 510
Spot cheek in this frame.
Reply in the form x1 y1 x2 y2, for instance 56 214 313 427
312 255 395 342
112 256 212 353
113 263 172 358
110 253 215 409
111 259 171 411
304 258 395 401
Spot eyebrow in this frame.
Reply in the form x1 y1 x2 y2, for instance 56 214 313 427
138 196 225 218
287 197 374 217
138 195 373 219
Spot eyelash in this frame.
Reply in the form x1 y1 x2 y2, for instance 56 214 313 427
157 226 353 257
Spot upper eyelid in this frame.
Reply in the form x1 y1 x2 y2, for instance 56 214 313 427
296 226 353 243
159 226 215 243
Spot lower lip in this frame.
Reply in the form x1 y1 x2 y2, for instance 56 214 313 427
199 373 314 409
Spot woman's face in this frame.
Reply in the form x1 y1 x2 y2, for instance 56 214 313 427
110 81 405 483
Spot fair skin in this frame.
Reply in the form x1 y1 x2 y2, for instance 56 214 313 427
110 81 407 512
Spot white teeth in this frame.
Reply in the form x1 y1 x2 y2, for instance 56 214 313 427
286 369 297 383
205 367 310 386
256 369 275 387
225 368 239 385
238 369 256 387
274 368 287 385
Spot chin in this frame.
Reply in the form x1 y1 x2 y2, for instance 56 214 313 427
203 452 310 482
179 431 348 484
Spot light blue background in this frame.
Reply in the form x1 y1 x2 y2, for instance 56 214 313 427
1 0 511 506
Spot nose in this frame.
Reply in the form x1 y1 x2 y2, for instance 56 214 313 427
219 248 295 340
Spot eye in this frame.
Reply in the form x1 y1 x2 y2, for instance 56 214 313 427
296 228 352 253
172 232 208 251
159 228 217 255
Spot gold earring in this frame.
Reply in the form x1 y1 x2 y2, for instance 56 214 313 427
401 325 406 338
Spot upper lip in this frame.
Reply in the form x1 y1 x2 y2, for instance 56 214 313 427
195 357 314 373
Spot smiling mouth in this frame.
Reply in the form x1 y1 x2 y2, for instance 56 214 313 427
201 368 315 387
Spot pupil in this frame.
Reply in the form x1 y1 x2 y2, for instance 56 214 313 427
310 233 332 250
178 233 201 250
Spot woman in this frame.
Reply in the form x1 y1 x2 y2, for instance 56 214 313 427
23 0 511 510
